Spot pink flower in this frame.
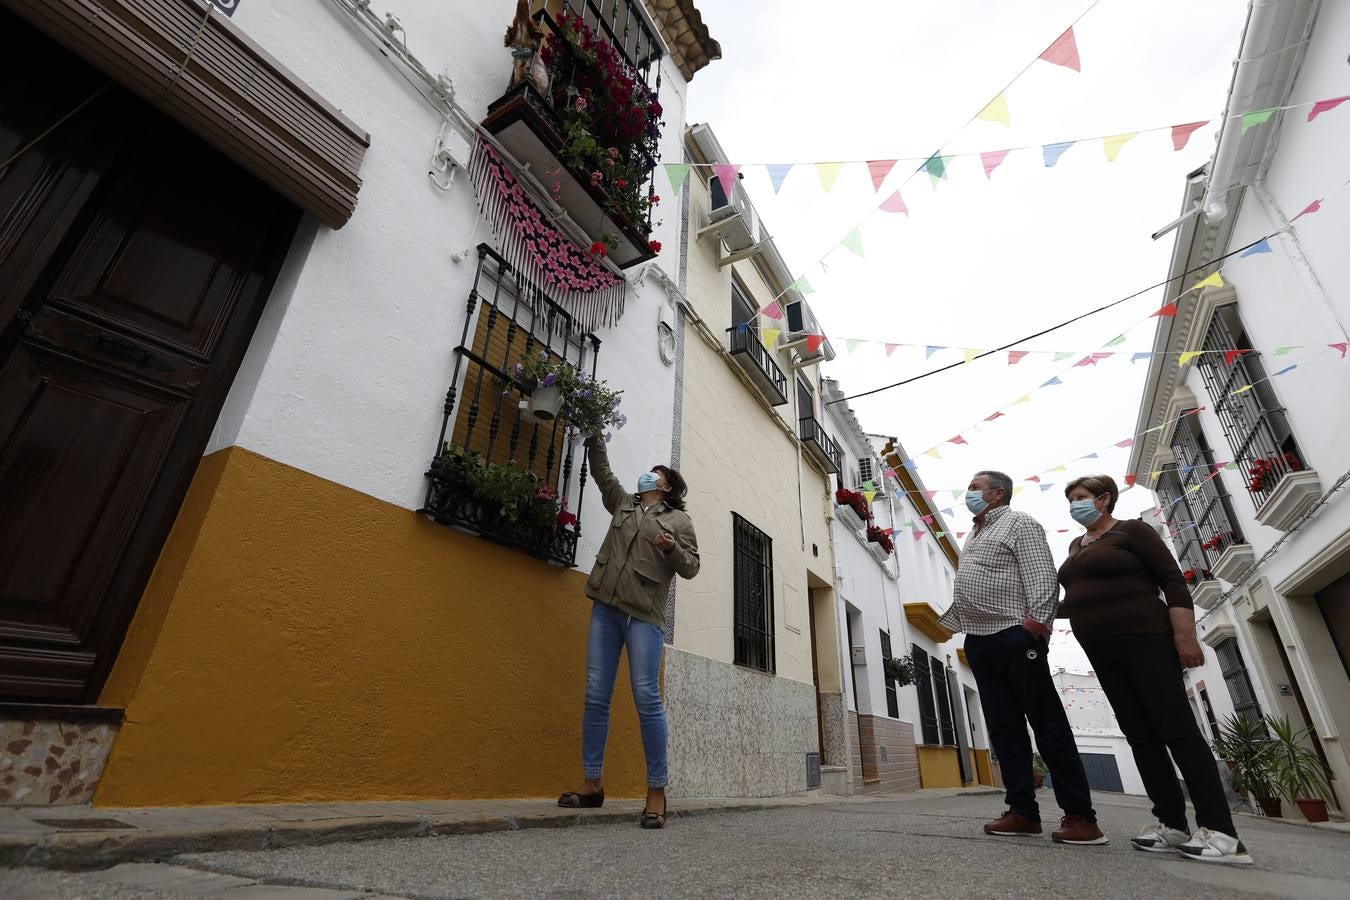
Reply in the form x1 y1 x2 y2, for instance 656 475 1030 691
590 171 603 186
575 96 588 112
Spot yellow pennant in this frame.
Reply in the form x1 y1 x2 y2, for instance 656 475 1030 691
762 327 781 349
1187 484 1203 494
1013 394 1032 405
1191 272 1225 291
1232 384 1253 395
1050 466 1068 474
964 349 982 364
1013 486 1026 496
977 92 1011 127
925 448 943 460
1179 351 1203 366
1103 132 1138 162
1150 471 1162 483
863 489 877 504
816 162 845 192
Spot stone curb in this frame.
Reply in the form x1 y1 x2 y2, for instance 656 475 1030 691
0 799 816 871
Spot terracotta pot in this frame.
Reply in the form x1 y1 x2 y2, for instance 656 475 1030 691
1295 798 1330 823
1256 796 1283 818
529 383 562 421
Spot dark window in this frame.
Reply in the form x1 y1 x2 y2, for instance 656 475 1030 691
912 644 940 745
858 456 876 487
731 281 756 332
933 663 957 747
880 630 899 719
1196 305 1308 508
1165 414 1245 560
1214 637 1262 725
733 513 775 673
796 375 814 419
1199 687 1220 741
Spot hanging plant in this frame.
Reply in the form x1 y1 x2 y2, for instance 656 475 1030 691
513 351 627 436
883 655 914 687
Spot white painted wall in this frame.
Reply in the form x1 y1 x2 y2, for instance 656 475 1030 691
204 0 694 573
1052 670 1146 796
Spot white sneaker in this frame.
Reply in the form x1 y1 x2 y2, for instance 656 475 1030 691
1130 821 1190 853
1177 827 1254 865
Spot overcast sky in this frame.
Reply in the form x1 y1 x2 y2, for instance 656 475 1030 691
685 0 1250 671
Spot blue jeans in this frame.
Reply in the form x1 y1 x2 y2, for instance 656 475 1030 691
583 600 668 789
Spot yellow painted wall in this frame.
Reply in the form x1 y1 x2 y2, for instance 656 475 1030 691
96 447 646 807
676 169 834 686
974 748 993 787
917 746 962 789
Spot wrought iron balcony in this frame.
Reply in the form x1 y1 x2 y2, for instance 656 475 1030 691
727 324 788 406
799 416 843 475
483 0 664 269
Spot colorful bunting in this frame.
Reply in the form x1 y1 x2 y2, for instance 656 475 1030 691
664 163 691 194
1014 394 1032 405
807 334 826 353
1274 346 1297 355
816 162 845 192
913 530 926 543
762 301 783 320
1308 95 1350 122
1179 351 1203 366
1171 121 1209 151
1192 272 1225 291
1103 133 1137 162
766 163 793 194
712 163 741 197
1039 26 1081 72
1224 349 1251 366
1294 199 1322 219
1115 438 1135 448
868 159 897 191
963 349 981 364
1053 351 1074 361
1008 350 1029 365
981 149 1011 179
922 154 950 187
791 276 815 295
846 339 862 354
1232 384 1253 395
1131 351 1156 363
762 328 781 349
841 228 865 257
880 190 909 215
978 93 1012 127
985 411 1006 422
1240 239 1273 257
925 448 943 460
1043 141 1075 167
885 343 900 356
926 346 943 359
1332 342 1349 359
1241 107 1277 132
1105 335 1127 347
1272 364 1298 376
1042 376 1063 387
949 435 968 446
1151 302 1178 318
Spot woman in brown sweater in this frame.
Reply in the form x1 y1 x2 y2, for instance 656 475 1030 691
1057 475 1252 866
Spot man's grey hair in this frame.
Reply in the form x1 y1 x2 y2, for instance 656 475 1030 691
975 470 1014 505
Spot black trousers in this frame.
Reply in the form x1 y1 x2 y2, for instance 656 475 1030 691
1079 633 1237 837
966 625 1096 823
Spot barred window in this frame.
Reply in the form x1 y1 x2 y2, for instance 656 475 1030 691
733 513 775 673
880 630 899 719
932 663 957 747
1166 414 1244 560
1214 637 1262 725
911 644 940 745
1196 305 1308 508
858 456 876 487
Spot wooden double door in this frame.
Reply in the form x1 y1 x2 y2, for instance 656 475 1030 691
0 10 300 703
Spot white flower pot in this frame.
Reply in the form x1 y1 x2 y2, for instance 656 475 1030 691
529 384 563 422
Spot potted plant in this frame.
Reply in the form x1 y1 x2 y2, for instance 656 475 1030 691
882 655 914 687
866 524 895 555
1266 715 1333 823
1031 752 1048 790
513 352 627 435
1215 714 1281 817
834 487 871 523
1181 568 1213 586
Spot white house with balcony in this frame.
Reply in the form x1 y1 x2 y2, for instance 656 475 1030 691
1127 0 1350 818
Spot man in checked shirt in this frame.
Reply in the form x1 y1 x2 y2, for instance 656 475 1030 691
938 470 1108 846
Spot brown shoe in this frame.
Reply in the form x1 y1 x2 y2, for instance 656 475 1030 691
1051 815 1109 845
983 810 1042 836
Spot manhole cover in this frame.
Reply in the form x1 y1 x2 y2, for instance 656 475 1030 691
32 818 137 830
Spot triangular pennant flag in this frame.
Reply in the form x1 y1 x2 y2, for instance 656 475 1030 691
880 190 909 215
846 338 862 354
923 490 938 501
1179 351 1203 366
1042 376 1063 387
1027 475 1042 483
1040 483 1056 492
1105 335 1127 347
1191 272 1225 291
766 163 794 194
941 508 954 517
1231 384 1253 396
1008 350 1029 365
1151 302 1178 318
980 149 1011 179
1240 239 1272 257
985 411 1006 421
1116 438 1136 448
926 345 944 359
664 163 691 193
1013 486 1026 497
1014 394 1032 405
963 349 981 365
762 328 781 349
1103 132 1138 162
885 343 900 356
925 448 943 460
867 159 898 192
1294 199 1322 219
807 334 826 353
934 532 947 539
736 322 748 335
1074 353 1113 367
922 154 949 188
1241 107 1277 132
762 301 783 320
791 276 814 295
1272 364 1298 376
1050 466 1067 474
1308 95 1350 122
816 161 845 192
1130 352 1153 365
1171 121 1208 151
951 490 965 501
922 515 934 525
1043 141 1075 167
949 435 968 446
1331 342 1349 359
712 164 741 198
978 92 1011 127
863 489 877 504
1224 349 1251 366
841 228 864 257
1053 351 1074 361
1273 346 1296 356
1081 453 1099 460
955 532 967 539
1039 26 1081 71
913 530 926 542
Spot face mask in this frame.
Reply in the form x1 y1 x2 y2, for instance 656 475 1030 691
638 472 662 494
965 490 989 515
1069 498 1103 527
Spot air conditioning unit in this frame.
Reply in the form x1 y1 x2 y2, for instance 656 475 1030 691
707 169 763 252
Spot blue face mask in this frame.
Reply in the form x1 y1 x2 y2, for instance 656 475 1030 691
1070 498 1103 527
965 490 989 515
638 472 662 494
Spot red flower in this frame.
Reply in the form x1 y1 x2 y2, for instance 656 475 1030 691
648 240 662 253
648 194 661 205
616 178 628 189
589 241 608 257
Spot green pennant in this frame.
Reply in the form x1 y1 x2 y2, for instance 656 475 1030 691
664 163 691 193
841 227 865 257
791 276 815 295
1053 351 1074 361
1241 107 1277 133
923 154 949 188
1274 346 1298 355
1106 334 1127 347
846 339 862 353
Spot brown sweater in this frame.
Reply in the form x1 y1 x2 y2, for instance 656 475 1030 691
1056 518 1193 642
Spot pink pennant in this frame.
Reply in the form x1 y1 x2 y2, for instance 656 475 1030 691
1151 302 1178 318
1027 475 1041 483
949 435 968 446
922 515 934 525
1039 27 1081 72
880 190 909 215
1331 342 1349 359
955 532 967 539
885 343 900 357
1308 95 1350 123
1115 438 1135 448
1007 350 1029 365
807 334 826 353
985 412 1005 422
923 490 938 501
762 301 783 320
1075 352 1113 367
883 528 895 537
981 149 1011 179
712 164 741 198
913 530 925 543
1171 121 1208 151
1294 199 1322 220
868 159 898 192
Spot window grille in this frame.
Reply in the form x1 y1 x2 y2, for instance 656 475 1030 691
933 663 957 747
733 513 776 673
1214 637 1262 725
1167 415 1244 558
912 644 940 745
880 630 899 719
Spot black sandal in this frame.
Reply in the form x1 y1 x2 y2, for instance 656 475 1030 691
639 797 667 829
557 789 605 809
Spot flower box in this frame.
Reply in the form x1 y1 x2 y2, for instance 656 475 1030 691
1254 468 1322 532
1212 542 1257 583
835 503 865 532
867 540 891 564
1190 579 1223 612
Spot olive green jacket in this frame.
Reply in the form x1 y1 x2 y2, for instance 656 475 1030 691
584 438 699 629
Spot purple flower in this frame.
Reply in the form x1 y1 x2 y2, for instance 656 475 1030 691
541 373 557 387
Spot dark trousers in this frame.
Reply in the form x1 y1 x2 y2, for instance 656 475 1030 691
966 625 1096 823
1080 633 1237 837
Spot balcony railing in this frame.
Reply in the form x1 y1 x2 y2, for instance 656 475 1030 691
482 1 664 268
727 323 788 406
799 416 843 474
420 244 597 566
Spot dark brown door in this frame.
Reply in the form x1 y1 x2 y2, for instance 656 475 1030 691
0 10 300 702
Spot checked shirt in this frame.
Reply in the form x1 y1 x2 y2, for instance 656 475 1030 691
939 506 1060 636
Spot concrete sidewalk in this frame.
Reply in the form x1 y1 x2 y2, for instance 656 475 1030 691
0 788 1001 870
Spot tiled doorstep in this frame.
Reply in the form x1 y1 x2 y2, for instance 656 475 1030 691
1 793 874 870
